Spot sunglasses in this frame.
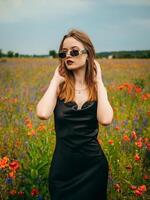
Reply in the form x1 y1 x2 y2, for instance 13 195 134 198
58 49 87 59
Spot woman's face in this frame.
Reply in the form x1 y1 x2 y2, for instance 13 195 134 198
61 37 88 70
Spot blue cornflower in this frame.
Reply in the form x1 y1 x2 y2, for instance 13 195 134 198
37 195 42 200
5 177 13 184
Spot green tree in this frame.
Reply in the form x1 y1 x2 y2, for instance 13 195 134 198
0 49 2 58
7 51 14 57
15 53 19 57
49 50 57 58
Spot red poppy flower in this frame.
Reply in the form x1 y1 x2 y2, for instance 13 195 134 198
138 185 147 192
134 189 143 196
108 140 114 145
31 188 39 196
123 134 130 142
134 154 140 161
135 140 143 148
18 191 24 196
0 156 9 169
9 160 20 171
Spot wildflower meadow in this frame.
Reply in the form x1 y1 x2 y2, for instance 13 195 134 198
0 58 150 200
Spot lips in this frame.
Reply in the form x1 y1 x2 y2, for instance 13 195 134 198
66 59 74 65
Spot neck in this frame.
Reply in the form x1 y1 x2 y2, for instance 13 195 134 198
73 66 86 88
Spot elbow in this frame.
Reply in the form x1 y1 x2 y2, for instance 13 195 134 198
36 111 49 120
98 111 114 126
37 114 49 120
99 119 113 126
36 106 50 120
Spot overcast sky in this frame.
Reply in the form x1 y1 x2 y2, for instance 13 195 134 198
0 0 150 54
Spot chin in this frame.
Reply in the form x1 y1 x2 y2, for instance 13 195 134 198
66 64 77 69
66 64 84 71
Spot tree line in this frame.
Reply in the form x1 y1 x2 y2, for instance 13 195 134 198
96 50 150 59
0 49 150 59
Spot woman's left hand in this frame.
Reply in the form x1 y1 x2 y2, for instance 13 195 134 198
94 59 103 83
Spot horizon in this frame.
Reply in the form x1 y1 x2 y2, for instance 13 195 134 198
1 49 150 56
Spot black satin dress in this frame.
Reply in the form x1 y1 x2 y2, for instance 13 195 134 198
48 97 109 200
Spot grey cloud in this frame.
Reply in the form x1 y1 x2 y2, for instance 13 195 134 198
0 0 91 23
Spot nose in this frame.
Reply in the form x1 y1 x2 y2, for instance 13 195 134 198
66 50 72 58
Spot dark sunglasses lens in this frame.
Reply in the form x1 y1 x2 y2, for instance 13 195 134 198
59 52 66 58
70 50 79 56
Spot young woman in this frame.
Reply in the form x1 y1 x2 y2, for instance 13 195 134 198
36 29 113 200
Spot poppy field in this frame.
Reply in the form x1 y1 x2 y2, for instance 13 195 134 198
0 58 150 200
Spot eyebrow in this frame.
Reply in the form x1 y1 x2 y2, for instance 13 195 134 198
62 46 79 50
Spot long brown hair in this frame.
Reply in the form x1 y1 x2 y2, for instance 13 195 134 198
57 29 97 103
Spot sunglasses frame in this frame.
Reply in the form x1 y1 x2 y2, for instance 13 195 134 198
58 49 87 59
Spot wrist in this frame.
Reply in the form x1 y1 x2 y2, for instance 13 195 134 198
50 78 60 87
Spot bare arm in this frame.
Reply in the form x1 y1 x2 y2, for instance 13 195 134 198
96 80 114 125
36 66 65 120
36 79 59 120
94 60 114 125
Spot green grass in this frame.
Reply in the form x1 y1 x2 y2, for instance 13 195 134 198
0 58 150 200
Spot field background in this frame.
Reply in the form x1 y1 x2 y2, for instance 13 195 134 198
0 58 150 200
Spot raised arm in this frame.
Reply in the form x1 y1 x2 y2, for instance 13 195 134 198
94 60 114 126
36 65 65 120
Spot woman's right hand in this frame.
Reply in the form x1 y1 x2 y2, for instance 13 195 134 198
52 65 66 85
